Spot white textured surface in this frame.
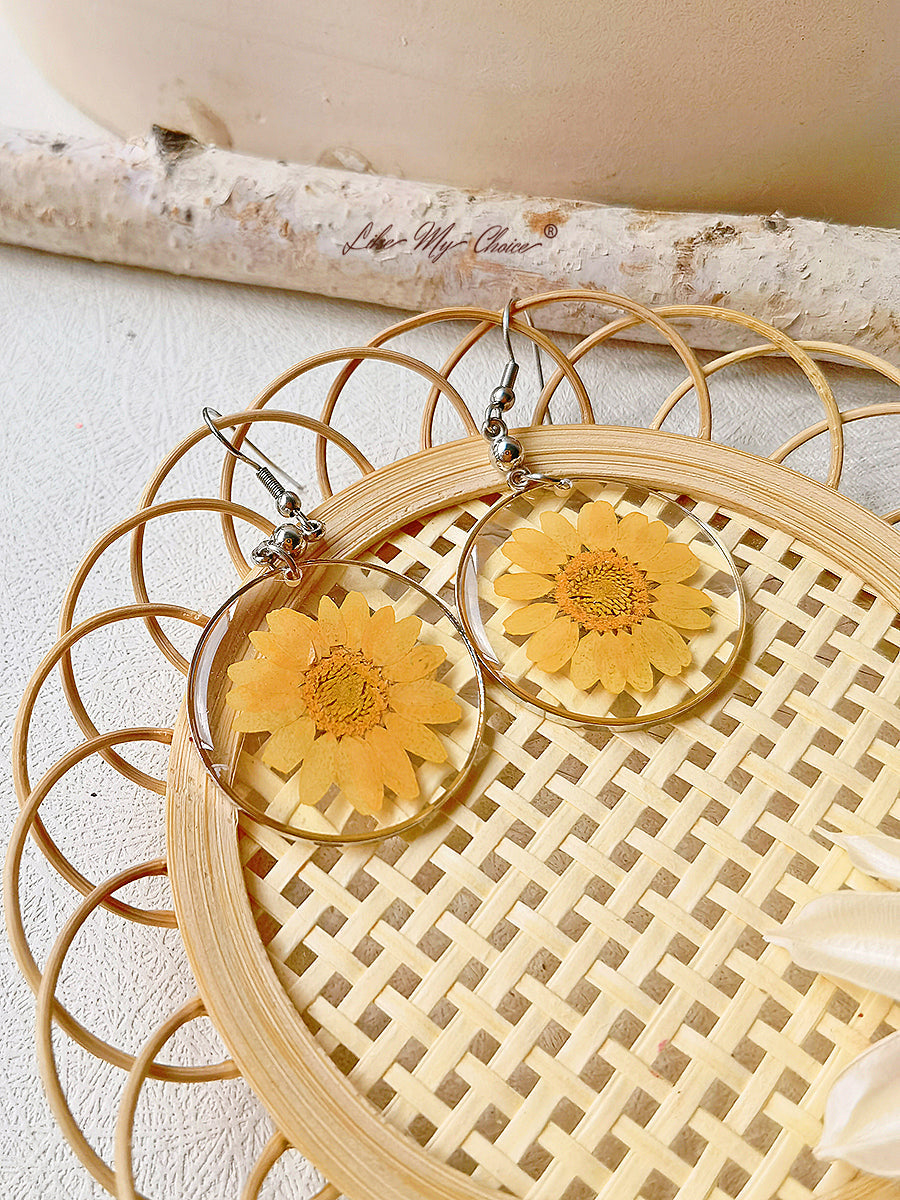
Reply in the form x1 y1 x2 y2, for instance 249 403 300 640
3 13 900 1200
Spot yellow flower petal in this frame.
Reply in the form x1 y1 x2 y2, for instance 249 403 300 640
248 629 313 670
613 512 668 564
634 618 692 676
226 675 306 720
231 708 294 733
293 732 338 806
652 582 710 609
570 630 605 691
502 528 568 573
526 615 580 673
226 689 306 720
387 643 446 683
493 572 553 601
383 712 448 763
361 604 395 660
261 715 316 773
620 630 654 692
577 500 616 551
232 700 300 729
511 526 567 555
265 608 320 659
651 582 712 630
503 603 559 636
539 510 580 556
390 680 462 724
336 735 384 814
642 542 699 584
340 590 370 650
227 658 297 687
316 595 346 648
366 726 419 799
596 632 628 693
368 612 423 667
651 603 711 630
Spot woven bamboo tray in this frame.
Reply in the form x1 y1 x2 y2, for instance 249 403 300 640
9 291 900 1200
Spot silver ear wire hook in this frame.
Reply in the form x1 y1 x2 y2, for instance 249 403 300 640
203 407 308 519
203 407 324 578
482 304 569 493
496 300 520 402
521 310 550 423
501 299 516 364
498 304 550 421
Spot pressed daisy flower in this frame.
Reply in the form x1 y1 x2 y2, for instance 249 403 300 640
493 500 712 693
225 592 462 816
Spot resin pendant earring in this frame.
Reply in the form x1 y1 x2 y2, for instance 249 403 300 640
188 410 485 843
455 307 746 728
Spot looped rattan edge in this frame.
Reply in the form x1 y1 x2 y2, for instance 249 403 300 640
33 861 239 1198
237 293 879 506
12 604 209 876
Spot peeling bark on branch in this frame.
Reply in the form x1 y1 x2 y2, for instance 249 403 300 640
1 126 898 362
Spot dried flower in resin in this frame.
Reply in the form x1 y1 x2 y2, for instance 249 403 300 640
494 501 712 693
226 592 461 815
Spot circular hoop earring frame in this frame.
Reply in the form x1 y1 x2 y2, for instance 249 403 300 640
187 559 487 844
456 477 747 728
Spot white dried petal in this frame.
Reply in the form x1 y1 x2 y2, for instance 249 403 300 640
832 833 900 888
817 1030 900 1177
764 892 900 1001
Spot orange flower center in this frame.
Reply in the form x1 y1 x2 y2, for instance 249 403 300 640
301 648 389 737
554 551 652 633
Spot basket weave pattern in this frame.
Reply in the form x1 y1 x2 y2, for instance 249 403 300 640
240 497 900 1200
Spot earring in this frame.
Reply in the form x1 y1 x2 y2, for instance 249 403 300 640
455 304 746 727
187 410 485 844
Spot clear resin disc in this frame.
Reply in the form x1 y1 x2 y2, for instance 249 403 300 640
456 479 745 727
188 560 485 841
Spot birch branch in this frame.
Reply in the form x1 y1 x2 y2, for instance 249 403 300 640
1 125 898 362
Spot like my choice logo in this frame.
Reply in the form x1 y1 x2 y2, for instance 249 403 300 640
342 220 551 263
